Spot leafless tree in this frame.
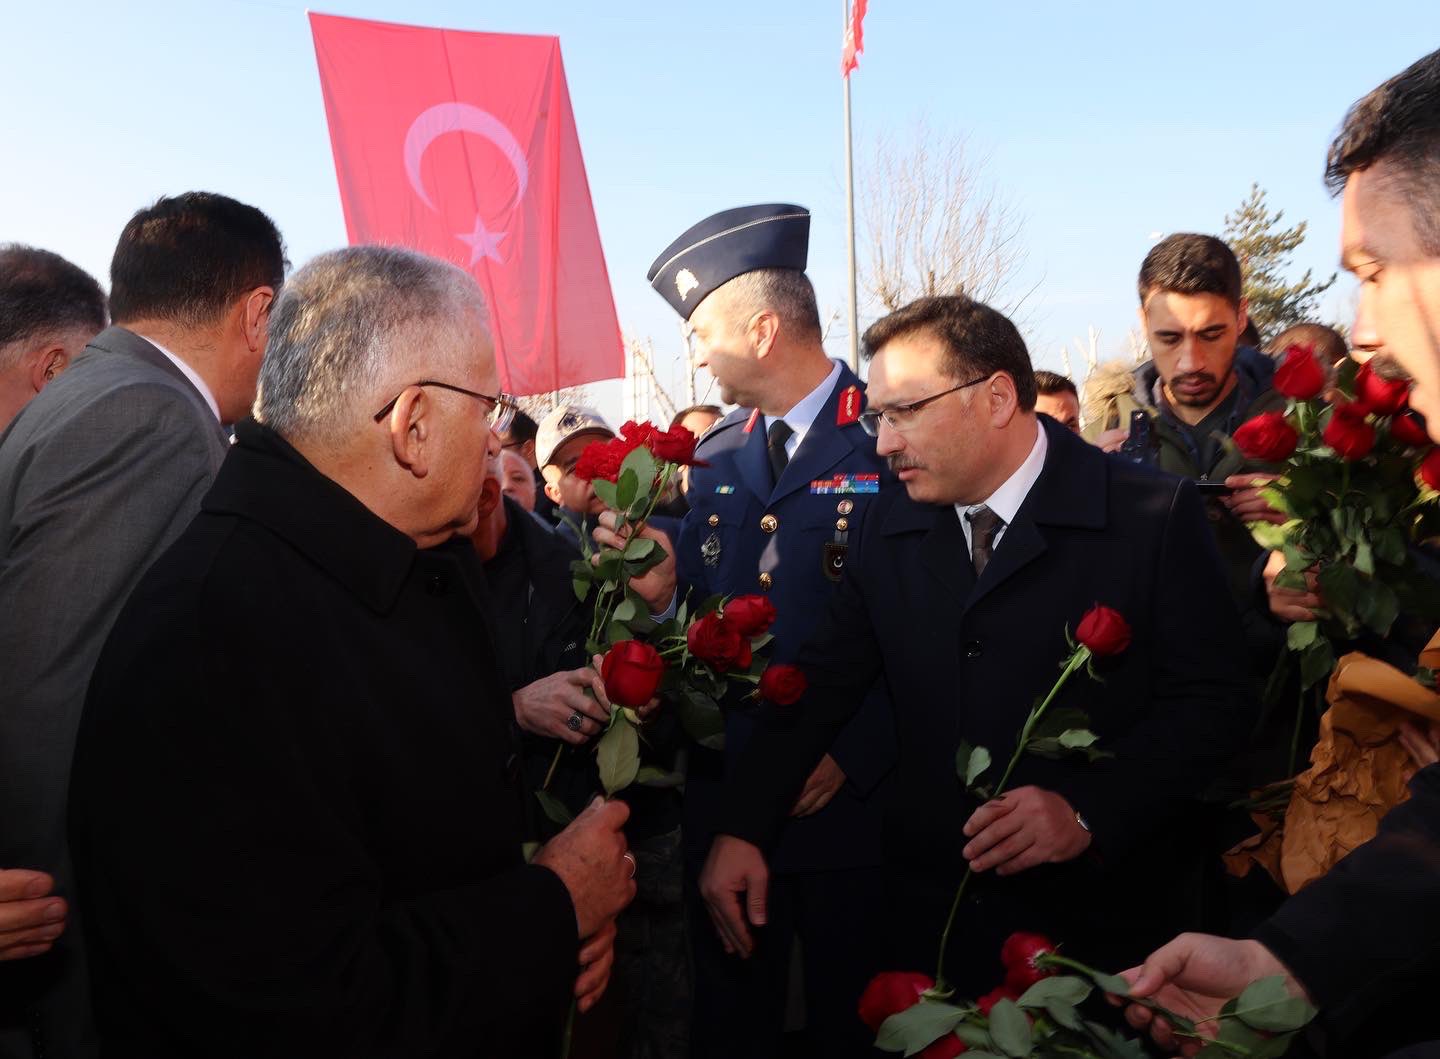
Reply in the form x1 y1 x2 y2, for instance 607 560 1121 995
858 121 1032 316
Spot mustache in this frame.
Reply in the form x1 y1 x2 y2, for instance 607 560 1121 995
887 454 926 474
1171 372 1217 388
1369 354 1412 383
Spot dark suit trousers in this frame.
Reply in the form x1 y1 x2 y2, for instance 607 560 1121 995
685 855 882 1059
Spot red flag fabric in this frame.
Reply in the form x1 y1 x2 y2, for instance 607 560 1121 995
309 13 622 395
841 0 868 77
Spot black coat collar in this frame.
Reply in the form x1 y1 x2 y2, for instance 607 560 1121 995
203 420 419 614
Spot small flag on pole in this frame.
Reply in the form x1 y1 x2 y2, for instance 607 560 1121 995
841 0 868 77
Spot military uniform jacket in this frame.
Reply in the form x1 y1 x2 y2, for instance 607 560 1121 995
720 417 1257 989
676 362 896 872
69 423 576 1058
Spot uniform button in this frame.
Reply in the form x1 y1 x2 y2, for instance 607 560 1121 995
758 572 774 590
835 517 850 531
963 639 982 659
708 514 720 527
426 575 448 596
760 514 778 533
838 499 854 515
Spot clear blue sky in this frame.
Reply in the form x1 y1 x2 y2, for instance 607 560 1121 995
1 0 1434 417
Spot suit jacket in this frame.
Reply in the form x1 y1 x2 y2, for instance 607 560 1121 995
0 326 228 1055
68 421 576 1058
675 361 896 872
721 417 1255 989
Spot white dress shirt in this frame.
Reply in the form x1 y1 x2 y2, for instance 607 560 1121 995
763 359 843 459
144 335 221 423
956 420 1048 555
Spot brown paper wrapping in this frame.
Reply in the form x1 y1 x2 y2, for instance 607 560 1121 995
1224 632 1440 894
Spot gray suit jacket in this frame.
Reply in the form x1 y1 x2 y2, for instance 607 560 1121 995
0 326 228 1056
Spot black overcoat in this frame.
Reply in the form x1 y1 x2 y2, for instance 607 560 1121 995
69 422 576 1057
722 417 1256 993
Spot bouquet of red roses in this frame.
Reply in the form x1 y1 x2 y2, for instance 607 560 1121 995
538 421 806 821
1233 345 1440 698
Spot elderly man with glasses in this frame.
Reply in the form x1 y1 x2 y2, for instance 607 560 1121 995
67 246 636 1058
700 293 1256 1001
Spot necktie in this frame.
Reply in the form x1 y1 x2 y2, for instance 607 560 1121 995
966 505 1004 577
767 419 794 486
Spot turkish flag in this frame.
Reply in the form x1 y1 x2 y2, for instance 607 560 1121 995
841 0 868 76
309 13 622 395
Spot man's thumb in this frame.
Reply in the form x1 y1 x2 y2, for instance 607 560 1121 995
746 872 768 927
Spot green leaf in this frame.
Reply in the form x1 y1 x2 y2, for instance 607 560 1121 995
874 998 967 1055
1286 620 1318 651
1317 563 1361 622
572 575 590 603
606 622 634 643
596 718 640 795
1045 999 1083 1031
1374 525 1408 565
623 535 659 563
984 998 1031 1057
592 477 619 511
1249 521 1289 550
1274 569 1309 592
619 445 658 497
1247 1033 1302 1058
1358 579 1400 636
1081 1019 1149 1059
961 745 992 788
1090 972 1132 997
616 467 639 512
534 789 575 826
635 765 675 785
1354 536 1375 575
678 690 725 750
613 597 638 623
1017 975 1092 1008
1299 635 1335 691
1057 728 1099 749
1232 975 1318 1033
953 1023 994 1047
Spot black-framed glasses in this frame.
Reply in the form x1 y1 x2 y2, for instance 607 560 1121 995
857 373 992 436
372 380 517 435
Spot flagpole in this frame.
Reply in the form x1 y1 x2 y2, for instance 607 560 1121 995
842 0 860 372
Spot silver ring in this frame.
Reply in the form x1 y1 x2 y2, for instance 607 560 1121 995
567 711 584 732
623 851 636 879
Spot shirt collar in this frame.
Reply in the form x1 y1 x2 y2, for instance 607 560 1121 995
142 335 221 423
764 359 843 444
955 419 1048 527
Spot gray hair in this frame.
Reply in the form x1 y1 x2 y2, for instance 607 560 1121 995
254 245 489 442
715 268 821 341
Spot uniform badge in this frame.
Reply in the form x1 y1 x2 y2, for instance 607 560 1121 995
822 541 847 581
676 268 700 302
701 532 722 567
714 485 736 494
810 473 880 495
742 408 762 434
836 385 862 426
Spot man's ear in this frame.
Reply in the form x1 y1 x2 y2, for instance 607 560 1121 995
1236 299 1250 338
987 371 1021 426
386 386 431 478
30 346 68 392
750 310 779 360
241 286 275 353
544 479 563 505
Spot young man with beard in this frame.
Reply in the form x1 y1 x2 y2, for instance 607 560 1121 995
1121 47 1440 1059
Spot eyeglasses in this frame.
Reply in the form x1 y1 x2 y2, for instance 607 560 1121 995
857 373 992 436
372 380 517 435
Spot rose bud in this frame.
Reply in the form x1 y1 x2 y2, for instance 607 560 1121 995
1000 932 1059 991
1233 411 1299 462
1420 448 1440 491
1390 410 1431 448
650 425 701 465
686 613 752 672
857 971 933 1033
724 594 777 637
573 438 627 483
1075 604 1131 657
600 641 665 709
1272 343 1326 400
758 664 807 706
1355 360 1410 415
976 984 1020 1016
1323 402 1377 461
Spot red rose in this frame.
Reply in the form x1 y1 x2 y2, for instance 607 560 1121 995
1420 448 1440 491
686 613 752 672
1233 412 1298 462
1000 932 1058 991
573 438 626 483
1272 343 1326 400
976 984 1019 1016
1355 360 1410 415
758 664 807 705
1075 604 1131 657
724 594 777 637
920 1034 968 1058
1390 411 1431 448
1323 402 1376 460
617 420 660 454
650 425 701 466
600 640 665 709
857 971 933 1033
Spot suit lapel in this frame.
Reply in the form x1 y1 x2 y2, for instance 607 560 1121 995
735 414 773 502
918 504 976 603
770 365 863 504
962 508 1047 616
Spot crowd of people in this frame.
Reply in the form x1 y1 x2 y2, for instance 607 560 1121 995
0 42 1437 1059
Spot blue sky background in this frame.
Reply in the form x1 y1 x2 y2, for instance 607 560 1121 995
1 0 1434 419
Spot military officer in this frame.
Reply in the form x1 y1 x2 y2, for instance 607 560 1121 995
634 204 896 1057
